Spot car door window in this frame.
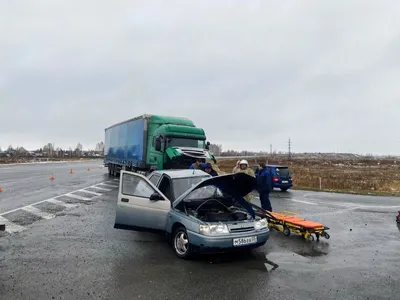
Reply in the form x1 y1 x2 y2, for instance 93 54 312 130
122 172 154 198
148 174 161 186
158 177 172 200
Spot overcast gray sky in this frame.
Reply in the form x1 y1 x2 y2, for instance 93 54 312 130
1 0 400 154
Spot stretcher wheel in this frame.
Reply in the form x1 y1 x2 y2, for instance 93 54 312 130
324 233 330 239
307 234 314 241
283 227 291 236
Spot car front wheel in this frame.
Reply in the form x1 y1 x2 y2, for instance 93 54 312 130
173 227 192 259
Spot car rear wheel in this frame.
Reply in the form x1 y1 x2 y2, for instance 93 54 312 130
280 188 289 192
173 227 192 259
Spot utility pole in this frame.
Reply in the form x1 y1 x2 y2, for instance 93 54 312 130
270 144 272 154
288 138 292 160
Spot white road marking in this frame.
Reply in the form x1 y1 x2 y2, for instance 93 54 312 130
21 206 56 220
79 189 102 196
0 180 119 235
97 183 118 188
0 180 117 217
62 193 91 201
290 199 317 205
89 185 112 192
0 216 26 233
46 198 78 208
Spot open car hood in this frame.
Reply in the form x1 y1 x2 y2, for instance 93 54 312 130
173 172 257 217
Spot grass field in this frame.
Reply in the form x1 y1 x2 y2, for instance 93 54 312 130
216 157 400 196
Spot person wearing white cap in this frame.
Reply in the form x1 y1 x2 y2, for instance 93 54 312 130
233 159 255 202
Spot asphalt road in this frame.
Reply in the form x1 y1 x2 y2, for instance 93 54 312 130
1 162 400 300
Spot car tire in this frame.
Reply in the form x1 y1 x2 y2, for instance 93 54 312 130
280 188 288 192
172 227 192 259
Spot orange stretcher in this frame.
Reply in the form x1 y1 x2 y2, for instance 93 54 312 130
252 205 330 241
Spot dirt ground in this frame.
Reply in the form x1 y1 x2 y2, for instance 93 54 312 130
216 156 400 196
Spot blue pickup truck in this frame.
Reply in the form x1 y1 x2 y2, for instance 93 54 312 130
251 165 293 192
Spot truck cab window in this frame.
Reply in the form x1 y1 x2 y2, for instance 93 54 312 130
166 137 204 148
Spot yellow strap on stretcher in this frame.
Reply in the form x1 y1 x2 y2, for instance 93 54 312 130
280 210 301 218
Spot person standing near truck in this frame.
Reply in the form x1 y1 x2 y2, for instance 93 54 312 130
234 160 255 177
256 163 273 211
201 162 218 177
189 158 203 169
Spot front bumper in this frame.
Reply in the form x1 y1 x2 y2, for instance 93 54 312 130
187 229 270 253
273 183 293 189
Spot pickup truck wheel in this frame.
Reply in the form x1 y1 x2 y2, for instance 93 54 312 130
173 227 192 259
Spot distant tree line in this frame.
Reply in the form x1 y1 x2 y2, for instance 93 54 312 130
209 144 274 157
0 142 105 158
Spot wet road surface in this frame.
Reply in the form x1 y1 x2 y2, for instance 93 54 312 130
1 164 400 300
0 160 108 213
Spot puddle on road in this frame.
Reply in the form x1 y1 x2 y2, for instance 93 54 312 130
295 248 328 257
266 251 317 272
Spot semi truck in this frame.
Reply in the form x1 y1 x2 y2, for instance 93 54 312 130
104 114 216 176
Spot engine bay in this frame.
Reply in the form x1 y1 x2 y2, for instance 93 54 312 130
183 198 253 222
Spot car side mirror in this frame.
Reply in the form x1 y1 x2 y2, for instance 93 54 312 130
150 192 163 201
155 138 162 152
205 141 210 150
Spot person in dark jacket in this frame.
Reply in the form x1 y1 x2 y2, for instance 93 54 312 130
256 163 272 211
201 162 218 177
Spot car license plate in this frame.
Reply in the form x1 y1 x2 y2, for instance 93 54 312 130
282 181 288 183
233 236 257 247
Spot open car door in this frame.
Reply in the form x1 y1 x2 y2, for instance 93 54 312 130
114 170 170 233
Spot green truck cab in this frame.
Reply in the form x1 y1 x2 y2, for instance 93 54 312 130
104 114 216 175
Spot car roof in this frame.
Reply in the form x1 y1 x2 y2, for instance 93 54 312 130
151 169 209 179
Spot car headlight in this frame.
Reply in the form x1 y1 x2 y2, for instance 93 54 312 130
254 218 268 230
199 224 229 235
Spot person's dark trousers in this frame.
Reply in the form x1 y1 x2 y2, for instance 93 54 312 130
260 192 272 212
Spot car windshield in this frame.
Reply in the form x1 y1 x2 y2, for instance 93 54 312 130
184 184 225 201
172 176 209 200
166 137 205 149
276 167 290 177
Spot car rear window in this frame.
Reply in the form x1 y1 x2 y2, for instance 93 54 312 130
276 167 290 177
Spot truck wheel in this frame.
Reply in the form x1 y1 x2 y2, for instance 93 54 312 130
173 227 192 259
